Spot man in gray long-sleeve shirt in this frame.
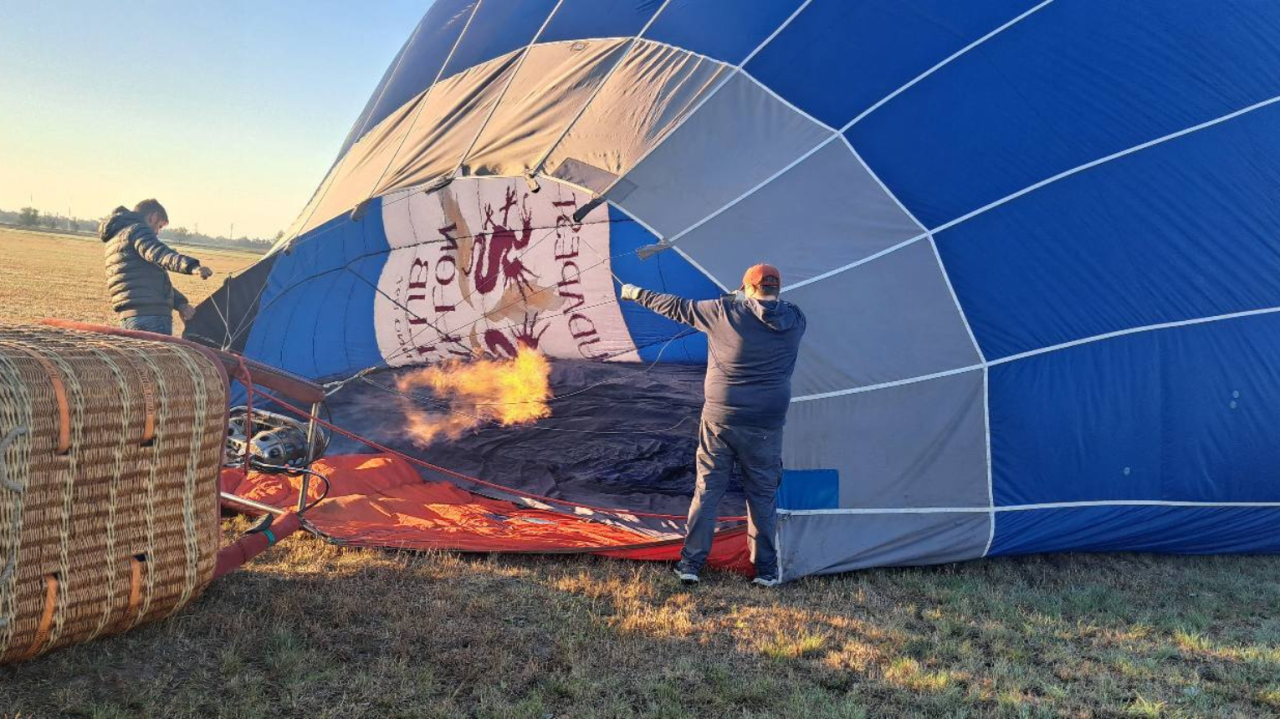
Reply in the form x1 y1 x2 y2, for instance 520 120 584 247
621 263 806 586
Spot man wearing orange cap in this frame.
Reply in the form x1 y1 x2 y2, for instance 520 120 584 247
621 263 806 586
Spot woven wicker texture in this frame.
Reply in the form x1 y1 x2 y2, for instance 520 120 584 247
0 325 226 664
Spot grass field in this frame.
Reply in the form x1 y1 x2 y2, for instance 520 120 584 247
2 227 1279 718
0 227 261 328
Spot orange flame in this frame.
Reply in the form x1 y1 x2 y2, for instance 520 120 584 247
396 347 552 446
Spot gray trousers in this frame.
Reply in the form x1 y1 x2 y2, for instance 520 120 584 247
678 418 783 580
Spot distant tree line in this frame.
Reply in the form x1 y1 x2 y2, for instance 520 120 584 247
159 225 281 253
0 206 85 232
0 205 277 254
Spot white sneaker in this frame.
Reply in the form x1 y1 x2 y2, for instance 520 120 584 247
752 576 781 588
673 567 700 585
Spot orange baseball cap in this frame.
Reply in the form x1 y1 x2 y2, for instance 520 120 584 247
743 263 782 289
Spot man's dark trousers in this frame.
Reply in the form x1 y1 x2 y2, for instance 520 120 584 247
121 315 173 335
677 418 783 580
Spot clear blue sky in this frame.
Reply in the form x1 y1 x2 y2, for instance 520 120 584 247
0 0 429 238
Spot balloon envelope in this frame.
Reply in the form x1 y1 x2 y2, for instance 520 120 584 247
190 1 1280 578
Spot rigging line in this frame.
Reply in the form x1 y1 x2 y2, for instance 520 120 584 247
323 318 698 396
226 202 385 343
363 0 485 202
266 164 631 264
373 212 633 367
342 265 455 344
258 389 743 521
225 180 495 341
658 0 1059 254
227 234 316 344
206 270 234 349
375 240 636 369
278 11 435 256
335 216 703 377
526 0 675 178
366 220 580 368
221 212 637 348
579 0 816 206
221 270 236 351
447 0 566 178
468 296 619 337
357 378 695 436
369 325 697 408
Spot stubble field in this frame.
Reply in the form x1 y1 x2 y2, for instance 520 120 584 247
1 227 1279 718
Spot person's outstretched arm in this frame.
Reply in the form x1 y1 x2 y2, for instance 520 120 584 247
621 284 723 333
130 225 202 275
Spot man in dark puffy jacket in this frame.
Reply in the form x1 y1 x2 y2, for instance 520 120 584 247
101 199 212 334
621 263 806 587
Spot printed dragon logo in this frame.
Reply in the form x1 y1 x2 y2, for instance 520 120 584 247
374 177 638 367
474 186 535 297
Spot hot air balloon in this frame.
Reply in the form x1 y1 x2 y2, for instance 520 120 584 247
188 0 1280 580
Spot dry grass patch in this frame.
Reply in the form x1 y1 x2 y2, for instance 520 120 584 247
0 227 260 327
4 228 1280 717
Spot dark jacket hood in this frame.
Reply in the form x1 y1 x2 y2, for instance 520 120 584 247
100 207 143 242
740 296 803 332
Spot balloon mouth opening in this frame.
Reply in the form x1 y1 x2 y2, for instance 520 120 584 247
322 356 748 528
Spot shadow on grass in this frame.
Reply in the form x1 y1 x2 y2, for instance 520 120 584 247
2 524 1279 718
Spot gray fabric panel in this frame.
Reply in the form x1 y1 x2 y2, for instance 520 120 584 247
610 72 830 239
545 39 729 193
677 140 921 285
288 51 521 238
784 369 988 508
378 54 521 193
777 511 990 579
464 40 630 178
786 239 981 396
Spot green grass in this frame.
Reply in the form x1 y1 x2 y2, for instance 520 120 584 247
4 226 1280 717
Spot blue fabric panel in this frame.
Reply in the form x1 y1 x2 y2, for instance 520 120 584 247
851 1 1280 228
990 506 1280 556
936 103 1280 361
442 0 559 77
647 0 804 64
338 0 478 158
607 205 716 363
245 200 390 381
990 313 1280 507
778 470 839 511
746 0 1039 129
539 0 661 45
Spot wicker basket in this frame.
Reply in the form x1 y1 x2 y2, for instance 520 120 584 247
0 325 227 664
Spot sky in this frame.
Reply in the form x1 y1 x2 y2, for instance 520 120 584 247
0 0 430 238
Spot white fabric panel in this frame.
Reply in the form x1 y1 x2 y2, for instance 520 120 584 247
786 239 981 396
290 53 522 239
777 512 989 580
610 71 830 238
545 40 730 193
464 40 631 178
374 178 638 365
676 141 921 285
784 370 988 508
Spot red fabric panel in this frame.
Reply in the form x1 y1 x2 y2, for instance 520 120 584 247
220 454 751 573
